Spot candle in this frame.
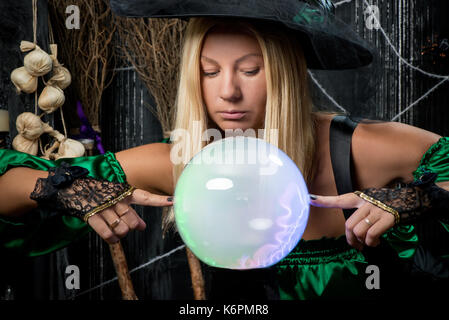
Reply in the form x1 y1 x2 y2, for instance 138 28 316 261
0 110 9 132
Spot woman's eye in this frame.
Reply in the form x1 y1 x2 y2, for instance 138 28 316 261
243 68 260 76
203 71 219 77
202 68 259 77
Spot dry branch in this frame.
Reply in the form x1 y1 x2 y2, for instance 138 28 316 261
48 0 116 128
114 16 187 137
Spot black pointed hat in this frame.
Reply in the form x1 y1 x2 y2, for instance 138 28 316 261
109 0 374 70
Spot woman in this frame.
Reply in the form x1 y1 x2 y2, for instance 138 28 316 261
1 9 449 299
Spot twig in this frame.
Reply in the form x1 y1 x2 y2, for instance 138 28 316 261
109 241 138 300
48 0 116 127
186 247 206 300
114 16 186 137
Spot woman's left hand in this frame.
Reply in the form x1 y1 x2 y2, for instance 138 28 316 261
309 193 395 251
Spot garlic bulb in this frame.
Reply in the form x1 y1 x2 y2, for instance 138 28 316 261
49 44 72 90
20 40 37 52
38 85 65 113
55 138 85 159
10 66 38 94
23 44 53 77
16 112 44 140
48 67 71 90
54 66 71 89
12 134 38 155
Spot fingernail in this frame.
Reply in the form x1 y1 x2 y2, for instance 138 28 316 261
309 194 317 200
167 197 173 202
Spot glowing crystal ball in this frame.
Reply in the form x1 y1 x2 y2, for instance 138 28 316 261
174 136 310 269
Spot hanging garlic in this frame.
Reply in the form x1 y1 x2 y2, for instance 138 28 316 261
55 138 85 159
49 44 72 90
12 112 44 155
12 134 38 155
52 65 71 89
41 122 55 134
20 40 37 52
47 68 71 90
41 140 60 160
41 122 65 143
16 112 44 140
21 41 53 77
37 122 85 160
10 66 38 94
38 85 65 113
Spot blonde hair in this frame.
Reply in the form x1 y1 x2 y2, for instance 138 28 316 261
163 17 334 233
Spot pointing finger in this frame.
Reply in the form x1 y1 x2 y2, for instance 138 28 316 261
129 188 173 207
309 193 364 209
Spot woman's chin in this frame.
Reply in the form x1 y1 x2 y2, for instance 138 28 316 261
219 122 259 134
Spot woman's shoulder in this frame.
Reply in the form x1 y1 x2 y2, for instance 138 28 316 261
313 112 442 187
352 118 442 185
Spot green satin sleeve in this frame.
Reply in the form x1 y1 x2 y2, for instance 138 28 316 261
383 136 449 259
412 137 449 182
0 149 127 257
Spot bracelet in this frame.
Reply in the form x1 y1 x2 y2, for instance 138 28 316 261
354 190 400 225
83 185 136 223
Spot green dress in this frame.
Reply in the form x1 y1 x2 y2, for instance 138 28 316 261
276 136 449 299
0 137 448 298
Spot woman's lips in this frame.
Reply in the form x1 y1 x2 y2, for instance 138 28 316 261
219 112 247 120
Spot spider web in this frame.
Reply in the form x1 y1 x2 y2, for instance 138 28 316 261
311 0 449 122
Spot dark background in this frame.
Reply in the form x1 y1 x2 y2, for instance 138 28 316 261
0 0 448 299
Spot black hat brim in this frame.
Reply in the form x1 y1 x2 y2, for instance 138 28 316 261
109 0 374 70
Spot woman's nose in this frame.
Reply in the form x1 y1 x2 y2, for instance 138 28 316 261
219 71 242 102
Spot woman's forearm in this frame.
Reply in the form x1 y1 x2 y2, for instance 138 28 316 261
0 143 173 219
115 143 174 196
0 167 48 218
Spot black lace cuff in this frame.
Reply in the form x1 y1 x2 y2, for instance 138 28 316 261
361 171 449 225
409 171 449 223
30 162 90 202
30 162 134 221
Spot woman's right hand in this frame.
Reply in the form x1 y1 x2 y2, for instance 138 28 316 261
86 188 173 244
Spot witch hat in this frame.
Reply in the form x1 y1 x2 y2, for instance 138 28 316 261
109 0 373 69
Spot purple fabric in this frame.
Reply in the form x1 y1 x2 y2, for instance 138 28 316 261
76 101 105 155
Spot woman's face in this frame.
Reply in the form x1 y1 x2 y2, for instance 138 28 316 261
200 28 267 134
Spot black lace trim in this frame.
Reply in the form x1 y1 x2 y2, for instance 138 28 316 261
30 162 131 221
361 171 449 225
30 162 89 201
